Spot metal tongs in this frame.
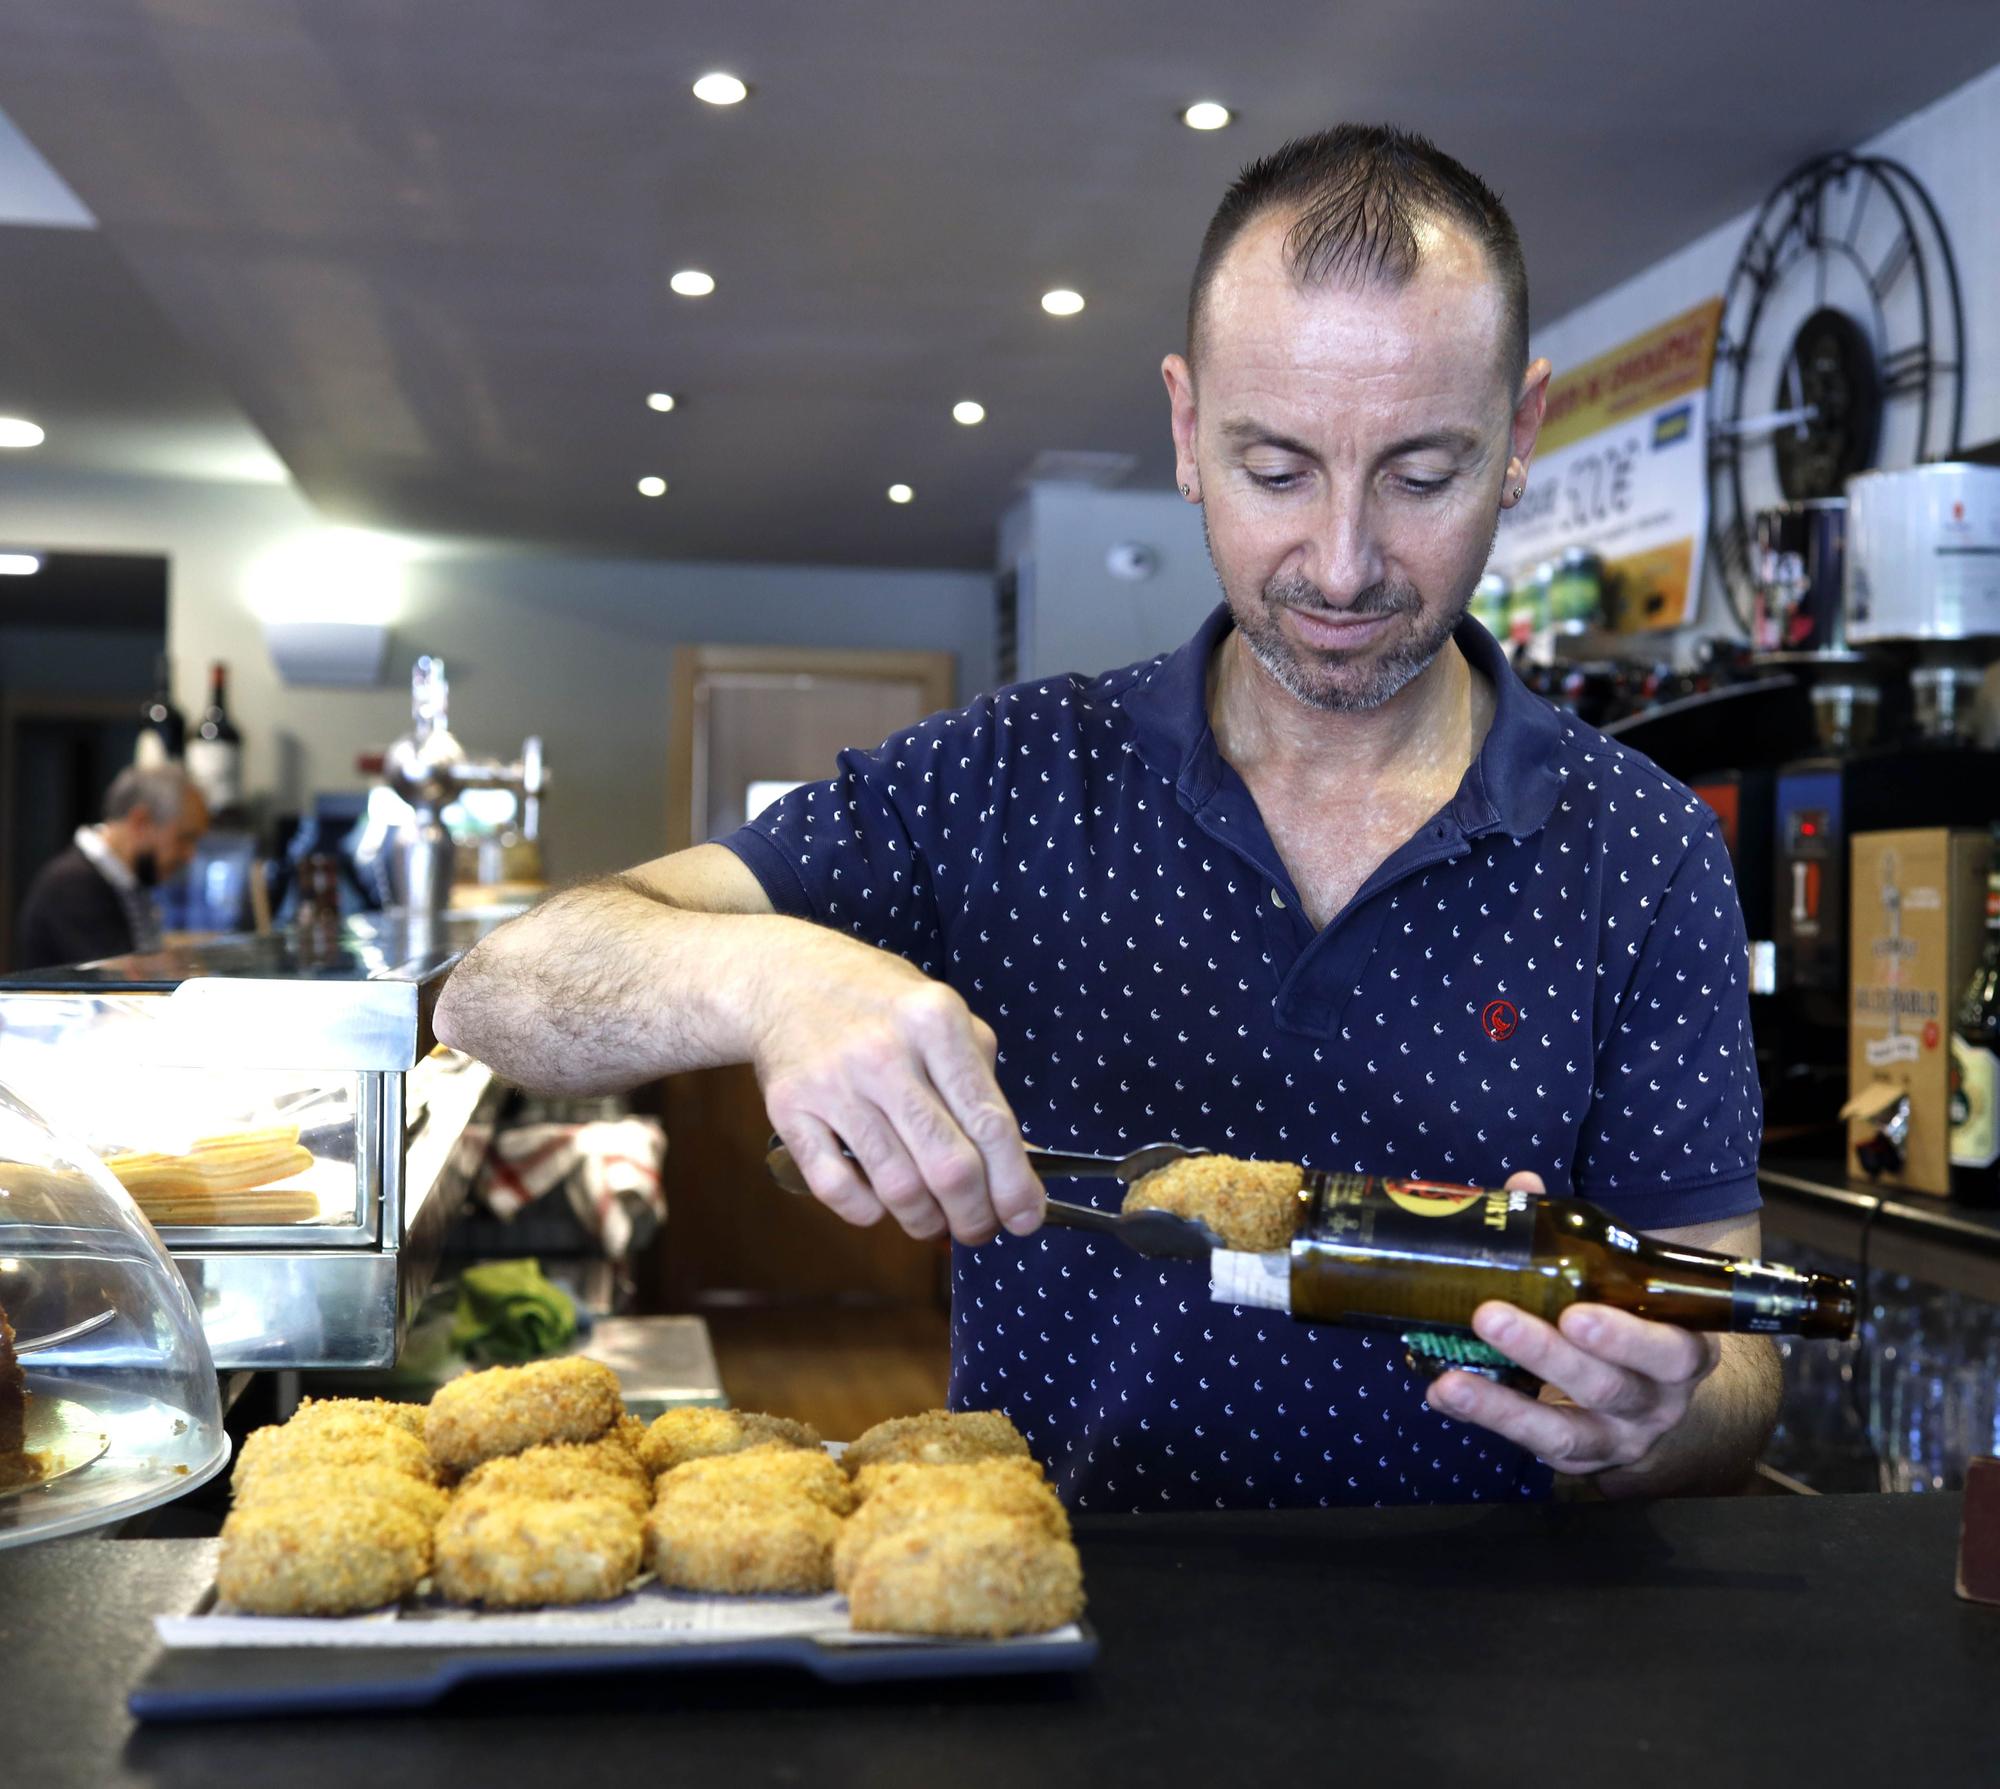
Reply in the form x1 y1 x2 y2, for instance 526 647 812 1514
765 1137 1226 1261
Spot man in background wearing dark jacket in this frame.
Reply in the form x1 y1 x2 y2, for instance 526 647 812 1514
15 764 209 969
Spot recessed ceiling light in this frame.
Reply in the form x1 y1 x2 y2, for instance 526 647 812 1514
646 391 677 413
1040 288 1085 317
0 553 42 575
669 270 716 297
692 72 749 106
952 400 986 426
1182 101 1232 131
637 476 668 497
0 417 46 449
887 483 914 504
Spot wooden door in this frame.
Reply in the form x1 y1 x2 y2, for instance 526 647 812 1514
656 645 957 1311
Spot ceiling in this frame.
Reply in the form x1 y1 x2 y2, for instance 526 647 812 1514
2 0 1998 570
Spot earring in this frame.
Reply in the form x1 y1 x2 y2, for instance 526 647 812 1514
1180 482 1191 497
1511 486 1523 501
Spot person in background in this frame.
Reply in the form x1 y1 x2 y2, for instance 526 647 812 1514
15 764 209 969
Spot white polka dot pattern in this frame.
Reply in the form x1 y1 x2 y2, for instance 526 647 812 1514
723 609 1763 1511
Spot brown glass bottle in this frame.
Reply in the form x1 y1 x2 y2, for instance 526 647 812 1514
1271 1174 1854 1339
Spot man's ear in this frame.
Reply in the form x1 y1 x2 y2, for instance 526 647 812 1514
1162 353 1200 502
1509 357 1553 487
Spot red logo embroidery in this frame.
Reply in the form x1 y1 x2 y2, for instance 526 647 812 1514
1481 1000 1518 1042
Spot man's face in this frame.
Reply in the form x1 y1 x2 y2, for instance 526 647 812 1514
1168 211 1529 712
132 791 209 882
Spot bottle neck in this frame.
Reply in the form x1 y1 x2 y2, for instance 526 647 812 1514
208 664 228 711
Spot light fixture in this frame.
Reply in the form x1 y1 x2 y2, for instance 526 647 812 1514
692 72 748 106
646 391 677 413
669 269 716 297
245 528 407 686
887 483 914 504
0 417 46 449
1182 101 1232 131
637 476 668 497
1040 288 1085 317
952 400 986 426
0 552 42 575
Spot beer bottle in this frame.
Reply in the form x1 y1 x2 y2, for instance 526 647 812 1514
1209 1174 1855 1349
1949 835 2000 1207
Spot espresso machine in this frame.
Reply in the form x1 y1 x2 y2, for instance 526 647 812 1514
373 656 548 917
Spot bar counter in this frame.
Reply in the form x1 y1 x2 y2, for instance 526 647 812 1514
5 1492 1994 1786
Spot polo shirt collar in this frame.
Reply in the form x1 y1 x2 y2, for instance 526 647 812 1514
1117 603 1564 843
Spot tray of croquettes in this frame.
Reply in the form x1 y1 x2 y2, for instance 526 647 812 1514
130 1359 1093 1718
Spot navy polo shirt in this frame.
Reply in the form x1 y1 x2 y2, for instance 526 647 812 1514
724 604 1763 1511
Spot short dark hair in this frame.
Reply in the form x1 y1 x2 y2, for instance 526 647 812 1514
1186 123 1528 385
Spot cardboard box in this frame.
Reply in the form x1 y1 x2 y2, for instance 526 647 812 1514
1847 829 1992 1195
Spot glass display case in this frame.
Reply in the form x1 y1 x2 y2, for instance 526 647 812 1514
0 1080 227 1547
0 910 517 1370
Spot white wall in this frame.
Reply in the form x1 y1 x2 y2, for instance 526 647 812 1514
1529 59 2000 640
4 465 996 879
1004 483 1217 681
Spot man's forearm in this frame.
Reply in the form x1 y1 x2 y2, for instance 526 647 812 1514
434 877 801 1096
1595 1333 1781 1499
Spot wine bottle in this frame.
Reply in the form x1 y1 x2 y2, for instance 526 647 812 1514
1209 1174 1856 1358
184 660 243 817
135 653 185 768
1949 836 2000 1206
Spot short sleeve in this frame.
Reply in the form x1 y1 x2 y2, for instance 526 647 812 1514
1576 819 1764 1229
719 727 954 978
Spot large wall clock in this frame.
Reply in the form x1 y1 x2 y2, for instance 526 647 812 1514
1707 151 1964 630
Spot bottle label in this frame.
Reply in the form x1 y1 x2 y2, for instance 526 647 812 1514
1301 1174 1536 1268
1727 1262 1821 1335
1950 1037 2000 1169
185 737 241 812
1208 1249 1293 1313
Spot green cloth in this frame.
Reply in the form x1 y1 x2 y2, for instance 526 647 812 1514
448 1259 577 1364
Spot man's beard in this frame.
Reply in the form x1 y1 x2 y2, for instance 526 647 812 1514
1231 570 1464 712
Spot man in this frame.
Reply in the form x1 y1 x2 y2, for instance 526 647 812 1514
15 763 208 969
437 125 1777 1510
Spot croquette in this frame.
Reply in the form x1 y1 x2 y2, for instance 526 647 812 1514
845 1513 1085 1638
433 1494 643 1608
834 1460 1068 1592
217 1498 431 1615
637 1406 821 1477
423 1357 624 1475
288 1395 428 1438
1121 1154 1304 1252
654 1444 854 1517
232 1417 435 1492
842 1409 1031 1476
644 1493 842 1595
233 1461 450 1527
850 1453 1047 1506
455 1443 650 1518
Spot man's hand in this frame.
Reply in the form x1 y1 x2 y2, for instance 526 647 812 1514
750 924 1044 1248
1421 1171 1769 1496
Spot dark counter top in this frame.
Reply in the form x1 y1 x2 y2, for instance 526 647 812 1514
5 1492 1996 1787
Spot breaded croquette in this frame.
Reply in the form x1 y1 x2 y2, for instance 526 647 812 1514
644 1493 842 1594
288 1395 428 1438
455 1444 650 1518
1121 1153 1304 1252
433 1494 643 1608
850 1452 1047 1506
842 1408 1031 1477
846 1513 1085 1638
423 1357 623 1475
654 1443 854 1517
217 1498 431 1615
637 1406 821 1477
233 1461 450 1527
834 1461 1068 1592
232 1417 435 1492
